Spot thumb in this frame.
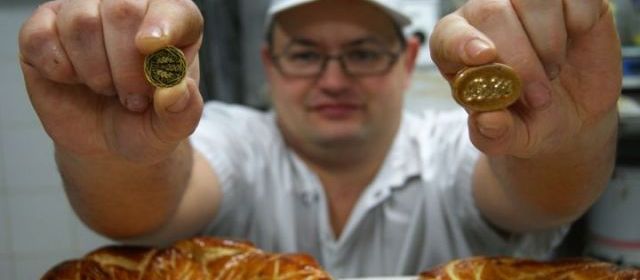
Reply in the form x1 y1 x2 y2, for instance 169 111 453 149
151 78 203 144
468 110 514 156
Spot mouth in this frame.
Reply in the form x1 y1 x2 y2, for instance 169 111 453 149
310 103 362 119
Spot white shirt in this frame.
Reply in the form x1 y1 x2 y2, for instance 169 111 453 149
190 101 568 278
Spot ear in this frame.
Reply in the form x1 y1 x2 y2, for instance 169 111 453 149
403 36 420 74
261 44 278 101
261 43 275 78
400 36 420 90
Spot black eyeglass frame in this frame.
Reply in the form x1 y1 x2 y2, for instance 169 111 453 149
270 46 404 78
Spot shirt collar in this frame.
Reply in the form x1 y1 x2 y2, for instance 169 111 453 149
360 112 421 204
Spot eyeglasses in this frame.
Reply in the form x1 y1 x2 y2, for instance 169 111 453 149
271 43 402 78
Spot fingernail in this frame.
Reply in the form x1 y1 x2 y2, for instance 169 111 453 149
525 81 551 109
464 39 491 60
142 26 164 39
477 122 505 140
137 26 169 53
126 94 150 112
167 88 190 113
545 64 560 80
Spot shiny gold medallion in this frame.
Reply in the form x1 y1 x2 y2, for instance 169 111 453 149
452 63 521 112
144 46 187 88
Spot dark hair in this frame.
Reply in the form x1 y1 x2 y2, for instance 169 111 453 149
265 20 408 51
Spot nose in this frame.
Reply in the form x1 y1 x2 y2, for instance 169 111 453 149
316 58 351 93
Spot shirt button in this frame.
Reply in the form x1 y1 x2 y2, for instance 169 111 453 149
301 193 314 205
374 190 383 199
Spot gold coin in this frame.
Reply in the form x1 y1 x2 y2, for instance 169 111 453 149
144 46 187 88
452 63 521 112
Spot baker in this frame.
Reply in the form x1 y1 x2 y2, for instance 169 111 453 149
18 0 620 277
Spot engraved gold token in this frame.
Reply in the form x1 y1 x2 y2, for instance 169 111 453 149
144 46 187 88
452 63 521 112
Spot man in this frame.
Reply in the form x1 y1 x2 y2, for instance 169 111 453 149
18 0 620 277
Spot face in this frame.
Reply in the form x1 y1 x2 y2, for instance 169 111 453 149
262 0 418 150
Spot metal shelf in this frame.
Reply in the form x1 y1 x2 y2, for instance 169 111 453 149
623 76 640 90
622 46 640 57
623 47 640 91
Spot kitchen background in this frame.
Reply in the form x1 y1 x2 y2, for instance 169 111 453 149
0 1 115 279
0 0 639 279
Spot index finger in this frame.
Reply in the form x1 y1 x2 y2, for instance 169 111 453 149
461 0 552 110
100 0 202 112
563 0 608 36
135 0 203 60
429 13 497 80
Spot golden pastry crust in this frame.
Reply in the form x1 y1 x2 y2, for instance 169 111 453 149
420 256 640 280
42 237 333 280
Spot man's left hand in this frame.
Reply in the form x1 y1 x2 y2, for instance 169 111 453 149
430 0 620 158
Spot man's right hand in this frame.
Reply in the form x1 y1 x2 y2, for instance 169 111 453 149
19 0 204 164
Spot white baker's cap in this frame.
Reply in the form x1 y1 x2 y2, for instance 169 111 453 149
265 0 412 30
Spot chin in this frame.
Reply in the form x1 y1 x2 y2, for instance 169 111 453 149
311 126 368 147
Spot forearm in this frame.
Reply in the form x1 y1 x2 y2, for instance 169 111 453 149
56 140 194 239
475 110 618 233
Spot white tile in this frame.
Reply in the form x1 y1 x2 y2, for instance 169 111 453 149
0 65 40 128
0 7 29 61
14 253 77 280
0 255 16 280
0 158 5 194
0 6 52 128
8 193 74 255
0 5 33 32
74 220 114 256
0 195 10 255
1 127 62 195
0 5 36 44
0 5 38 128
0 5 41 129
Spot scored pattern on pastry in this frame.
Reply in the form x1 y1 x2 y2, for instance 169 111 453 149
420 256 640 280
42 237 333 280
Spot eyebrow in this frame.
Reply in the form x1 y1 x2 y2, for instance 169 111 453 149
286 36 390 49
288 37 318 47
344 37 388 47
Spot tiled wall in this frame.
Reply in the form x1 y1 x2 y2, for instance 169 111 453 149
0 3 112 279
